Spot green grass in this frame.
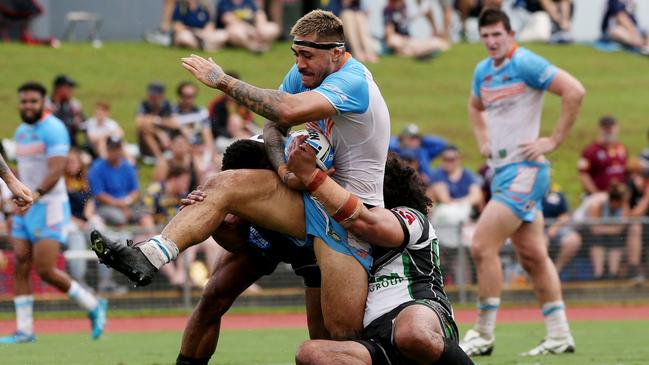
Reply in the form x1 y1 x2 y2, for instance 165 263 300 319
1 42 648 205
1 321 648 365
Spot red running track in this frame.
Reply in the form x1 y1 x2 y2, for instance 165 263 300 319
1 305 648 334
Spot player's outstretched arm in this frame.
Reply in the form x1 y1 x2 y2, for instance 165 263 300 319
0 155 33 209
287 137 404 248
181 54 335 126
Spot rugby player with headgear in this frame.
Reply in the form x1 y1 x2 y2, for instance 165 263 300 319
91 9 391 340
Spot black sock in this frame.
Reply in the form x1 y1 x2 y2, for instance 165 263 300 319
176 353 210 365
434 338 475 365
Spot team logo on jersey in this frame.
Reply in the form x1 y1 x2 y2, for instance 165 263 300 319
369 273 404 292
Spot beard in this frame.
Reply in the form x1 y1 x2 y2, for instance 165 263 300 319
20 108 43 124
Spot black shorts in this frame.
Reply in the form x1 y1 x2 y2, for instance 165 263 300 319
244 226 320 288
356 299 459 365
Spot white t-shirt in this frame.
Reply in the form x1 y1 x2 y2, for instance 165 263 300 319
86 117 122 140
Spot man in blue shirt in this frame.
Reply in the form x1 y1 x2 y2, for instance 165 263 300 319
389 124 447 183
89 136 152 230
542 183 582 275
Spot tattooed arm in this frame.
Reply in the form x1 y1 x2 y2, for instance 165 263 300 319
263 121 290 176
181 54 336 127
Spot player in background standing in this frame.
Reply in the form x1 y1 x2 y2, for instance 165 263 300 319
0 82 106 344
459 9 585 356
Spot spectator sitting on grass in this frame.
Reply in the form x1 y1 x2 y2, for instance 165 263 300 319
340 0 378 63
389 123 447 184
85 101 125 159
216 0 280 53
46 74 86 147
172 0 228 51
601 0 649 55
88 136 156 239
174 81 215 166
513 0 574 43
454 0 503 41
136 82 179 163
383 0 449 59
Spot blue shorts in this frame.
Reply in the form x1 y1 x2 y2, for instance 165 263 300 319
302 193 373 272
12 201 71 244
491 161 550 223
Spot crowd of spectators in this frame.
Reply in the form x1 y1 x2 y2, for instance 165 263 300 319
140 0 649 59
389 116 649 285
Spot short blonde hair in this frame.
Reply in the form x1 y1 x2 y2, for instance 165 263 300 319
290 10 344 42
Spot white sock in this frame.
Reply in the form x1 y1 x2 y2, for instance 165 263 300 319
68 281 98 312
14 295 34 335
542 300 571 339
138 235 179 269
475 297 500 338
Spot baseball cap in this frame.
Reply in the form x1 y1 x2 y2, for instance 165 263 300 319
53 74 77 87
106 136 123 149
599 115 617 128
147 82 166 95
401 124 420 137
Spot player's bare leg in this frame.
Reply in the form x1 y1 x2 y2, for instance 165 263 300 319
461 200 521 355
511 213 561 304
513 212 574 356
393 305 473 364
314 239 367 339
178 246 265 363
305 287 329 340
295 340 371 365
93 169 365 337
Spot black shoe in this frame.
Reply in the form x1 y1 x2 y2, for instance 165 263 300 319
90 230 157 286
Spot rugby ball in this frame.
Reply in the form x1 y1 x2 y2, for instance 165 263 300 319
285 129 334 170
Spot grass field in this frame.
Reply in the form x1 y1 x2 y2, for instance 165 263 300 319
1 321 648 365
1 42 648 204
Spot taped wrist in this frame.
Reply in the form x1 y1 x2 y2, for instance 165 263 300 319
306 171 363 225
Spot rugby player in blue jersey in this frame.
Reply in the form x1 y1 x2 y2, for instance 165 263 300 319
459 9 585 356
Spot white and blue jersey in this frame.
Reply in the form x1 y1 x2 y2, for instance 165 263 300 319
472 46 556 221
12 113 71 243
280 53 390 271
280 53 391 207
472 45 557 168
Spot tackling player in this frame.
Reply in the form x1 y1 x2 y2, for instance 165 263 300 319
0 82 106 344
92 10 390 339
287 140 473 365
459 9 585 356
